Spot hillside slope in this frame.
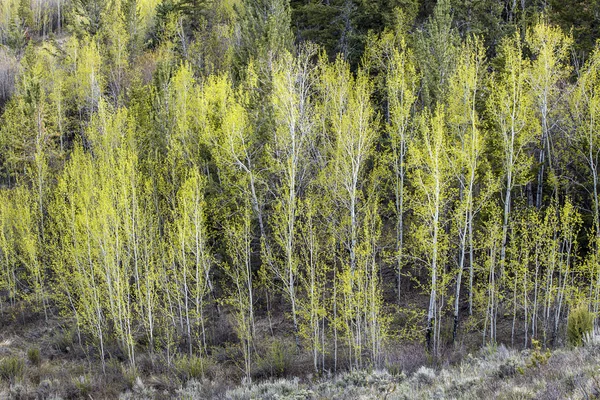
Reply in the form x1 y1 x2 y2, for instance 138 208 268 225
1 308 599 399
199 343 600 400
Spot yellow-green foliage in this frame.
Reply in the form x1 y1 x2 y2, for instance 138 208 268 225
27 347 41 366
0 356 24 383
175 355 208 382
3 6 600 384
521 339 551 371
567 307 594 346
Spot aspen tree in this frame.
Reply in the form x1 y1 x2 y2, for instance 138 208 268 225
12 185 48 317
121 125 162 360
359 189 387 368
166 197 194 358
161 65 213 355
335 192 385 369
308 169 341 370
222 202 254 382
540 203 559 345
386 31 418 302
479 207 503 345
163 62 215 318
71 38 104 119
526 19 572 207
94 103 138 366
47 174 82 346
319 56 376 274
487 32 539 281
169 62 198 152
268 45 317 348
528 207 545 343
447 35 486 332
21 49 50 252
100 0 130 105
318 56 377 367
297 197 327 373
572 50 600 317
52 100 140 367
54 146 108 372
0 46 64 319
209 70 267 243
162 238 185 366
409 107 452 356
1 41 71 320
507 207 532 347
208 75 261 377
126 169 161 357
172 169 212 358
0 190 17 309
553 199 581 342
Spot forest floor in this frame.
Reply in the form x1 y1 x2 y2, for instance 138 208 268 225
1 304 599 399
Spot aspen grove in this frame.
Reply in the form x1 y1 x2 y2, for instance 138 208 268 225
2 0 600 382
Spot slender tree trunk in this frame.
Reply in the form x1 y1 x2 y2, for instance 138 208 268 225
394 140 406 302
427 197 440 355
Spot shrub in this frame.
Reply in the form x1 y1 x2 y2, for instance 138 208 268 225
335 370 372 388
583 326 600 347
175 355 210 382
413 366 436 386
226 377 309 400
52 328 74 354
176 379 229 400
495 357 519 379
384 343 428 375
119 377 157 400
332 369 397 389
8 383 26 399
36 379 54 399
567 307 594 346
254 339 293 379
73 375 92 398
0 356 24 383
525 339 551 368
121 364 139 389
27 347 41 366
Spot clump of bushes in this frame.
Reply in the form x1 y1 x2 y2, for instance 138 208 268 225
119 377 157 400
27 347 41 366
175 355 212 382
51 327 75 354
37 379 54 399
567 307 594 346
254 339 293 379
0 356 24 383
495 357 519 379
176 379 230 400
226 377 310 400
524 339 551 369
73 374 93 398
413 366 436 386
333 369 398 389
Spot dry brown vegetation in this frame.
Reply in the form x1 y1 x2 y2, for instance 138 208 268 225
1 306 600 399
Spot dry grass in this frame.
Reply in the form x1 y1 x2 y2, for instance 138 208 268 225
208 343 600 400
1 341 600 399
2 307 600 399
